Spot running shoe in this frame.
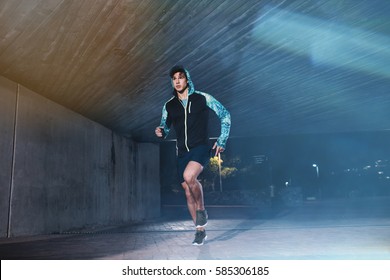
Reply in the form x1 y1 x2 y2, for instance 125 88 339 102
192 230 207 246
195 209 208 228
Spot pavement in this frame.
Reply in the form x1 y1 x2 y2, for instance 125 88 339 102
1 196 390 260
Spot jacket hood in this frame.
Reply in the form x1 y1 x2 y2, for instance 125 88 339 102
170 67 195 97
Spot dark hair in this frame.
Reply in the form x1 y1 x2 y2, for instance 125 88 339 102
169 65 187 78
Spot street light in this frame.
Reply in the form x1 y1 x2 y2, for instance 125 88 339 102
312 163 319 178
312 163 322 199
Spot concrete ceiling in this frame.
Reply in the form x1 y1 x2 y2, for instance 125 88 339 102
1 0 390 142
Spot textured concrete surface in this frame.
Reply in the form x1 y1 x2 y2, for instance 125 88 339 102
0 75 160 237
1 197 389 260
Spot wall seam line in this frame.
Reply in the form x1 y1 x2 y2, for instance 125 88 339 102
7 83 19 238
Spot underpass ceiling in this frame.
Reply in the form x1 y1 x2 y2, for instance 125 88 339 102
0 0 389 142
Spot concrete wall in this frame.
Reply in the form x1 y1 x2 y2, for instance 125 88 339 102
132 143 161 220
0 76 160 237
0 77 17 237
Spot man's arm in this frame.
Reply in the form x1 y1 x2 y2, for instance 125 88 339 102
157 103 171 138
198 91 231 149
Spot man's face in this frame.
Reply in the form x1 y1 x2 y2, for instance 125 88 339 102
172 72 188 92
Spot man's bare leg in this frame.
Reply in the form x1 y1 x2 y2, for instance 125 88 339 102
181 161 205 223
181 161 208 245
183 161 208 228
181 181 197 224
183 161 205 209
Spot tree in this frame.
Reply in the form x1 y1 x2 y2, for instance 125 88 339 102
202 155 238 191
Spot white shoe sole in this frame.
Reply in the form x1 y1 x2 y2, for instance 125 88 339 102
196 222 208 228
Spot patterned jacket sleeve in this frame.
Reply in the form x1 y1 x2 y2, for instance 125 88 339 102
159 103 171 138
200 92 231 148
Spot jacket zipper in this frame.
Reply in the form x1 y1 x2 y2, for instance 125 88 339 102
180 98 190 152
184 98 190 152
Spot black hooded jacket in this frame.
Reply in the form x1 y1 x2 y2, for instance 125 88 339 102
159 68 231 156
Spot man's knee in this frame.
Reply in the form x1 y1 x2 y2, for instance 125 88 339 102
183 161 203 187
183 171 196 186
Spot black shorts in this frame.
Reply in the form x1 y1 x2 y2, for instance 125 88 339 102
177 145 211 183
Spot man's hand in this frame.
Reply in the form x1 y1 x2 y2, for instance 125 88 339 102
155 127 164 138
212 142 225 156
